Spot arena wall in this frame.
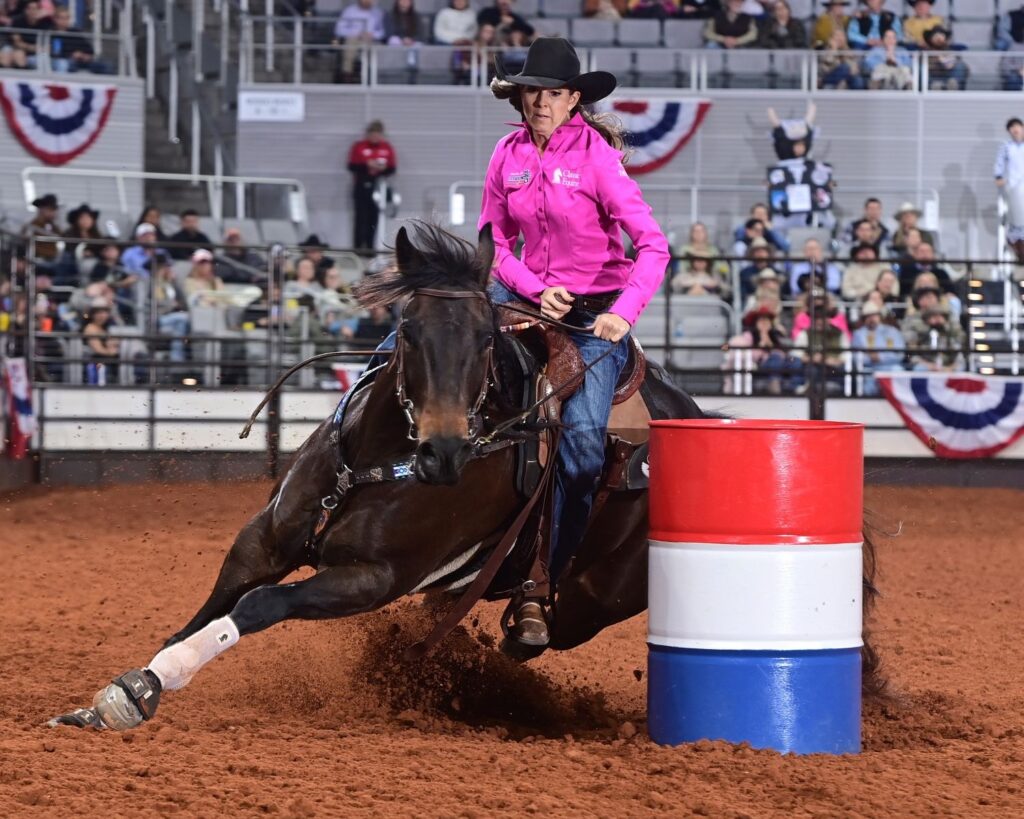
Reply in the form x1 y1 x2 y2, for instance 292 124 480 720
0 71 145 226
237 86 1014 257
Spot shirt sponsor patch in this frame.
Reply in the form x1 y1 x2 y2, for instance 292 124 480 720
507 170 532 186
552 167 580 187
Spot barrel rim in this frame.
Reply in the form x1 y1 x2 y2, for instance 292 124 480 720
650 419 863 432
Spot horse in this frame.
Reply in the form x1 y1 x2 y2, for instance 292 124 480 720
50 222 882 731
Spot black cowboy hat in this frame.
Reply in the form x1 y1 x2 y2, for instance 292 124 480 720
67 202 99 224
495 37 616 106
32 193 59 210
300 233 328 250
923 26 951 45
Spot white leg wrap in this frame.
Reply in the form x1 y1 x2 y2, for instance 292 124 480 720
146 616 240 691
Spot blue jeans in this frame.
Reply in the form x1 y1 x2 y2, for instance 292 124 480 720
488 280 629 582
822 62 865 90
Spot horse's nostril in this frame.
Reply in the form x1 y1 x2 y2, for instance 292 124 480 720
417 441 439 467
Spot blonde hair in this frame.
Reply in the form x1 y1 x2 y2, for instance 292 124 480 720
489 77 627 159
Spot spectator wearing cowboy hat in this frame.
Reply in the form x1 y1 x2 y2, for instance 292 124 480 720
21 193 62 262
743 266 783 316
738 237 775 301
812 0 850 49
728 304 800 395
903 0 944 48
846 0 902 51
923 26 968 91
852 300 905 395
791 286 851 341
57 202 106 286
906 304 963 371
889 202 935 257
299 234 335 279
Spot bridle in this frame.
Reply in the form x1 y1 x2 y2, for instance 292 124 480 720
393 287 495 443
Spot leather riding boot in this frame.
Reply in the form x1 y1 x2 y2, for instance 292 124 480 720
511 599 550 647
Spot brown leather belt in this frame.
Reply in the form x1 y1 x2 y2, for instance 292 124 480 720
569 290 622 314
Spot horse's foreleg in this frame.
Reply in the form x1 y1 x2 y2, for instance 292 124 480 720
163 508 302 647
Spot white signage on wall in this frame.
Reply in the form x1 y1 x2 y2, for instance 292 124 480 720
238 91 306 123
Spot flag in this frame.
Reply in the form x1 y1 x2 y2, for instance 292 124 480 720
593 98 711 175
2 357 35 459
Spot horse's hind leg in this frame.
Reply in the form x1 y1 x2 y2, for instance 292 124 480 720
162 507 304 647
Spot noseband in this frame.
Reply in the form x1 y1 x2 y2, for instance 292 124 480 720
393 287 495 443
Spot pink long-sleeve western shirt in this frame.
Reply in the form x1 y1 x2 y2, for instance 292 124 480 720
478 113 670 326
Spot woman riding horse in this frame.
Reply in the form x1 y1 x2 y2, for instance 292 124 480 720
480 37 670 646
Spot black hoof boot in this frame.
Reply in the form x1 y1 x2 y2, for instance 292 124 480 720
47 707 103 729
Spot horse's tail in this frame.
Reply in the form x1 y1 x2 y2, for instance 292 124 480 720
861 521 888 698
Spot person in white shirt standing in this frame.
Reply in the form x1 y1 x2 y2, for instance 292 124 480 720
994 117 1024 262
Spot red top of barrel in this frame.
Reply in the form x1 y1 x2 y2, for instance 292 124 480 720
648 419 864 545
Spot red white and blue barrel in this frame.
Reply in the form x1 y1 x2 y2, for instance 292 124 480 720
646 419 863 754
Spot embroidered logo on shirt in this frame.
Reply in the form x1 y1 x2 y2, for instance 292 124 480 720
552 168 580 188
507 170 531 186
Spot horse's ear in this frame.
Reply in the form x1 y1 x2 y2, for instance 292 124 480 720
395 225 422 273
476 223 495 285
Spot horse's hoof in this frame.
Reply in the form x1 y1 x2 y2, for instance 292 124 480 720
498 636 548 663
92 681 146 731
47 707 103 729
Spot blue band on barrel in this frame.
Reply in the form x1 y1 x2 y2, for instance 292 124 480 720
647 645 861 755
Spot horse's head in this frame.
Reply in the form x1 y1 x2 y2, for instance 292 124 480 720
360 222 497 486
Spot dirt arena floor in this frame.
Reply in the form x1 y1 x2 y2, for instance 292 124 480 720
1 479 1023 817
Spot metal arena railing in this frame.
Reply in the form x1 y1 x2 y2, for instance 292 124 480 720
1 229 1022 404
0 25 135 77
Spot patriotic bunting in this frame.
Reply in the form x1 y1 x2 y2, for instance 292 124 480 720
876 372 1024 459
0 79 117 165
2 358 35 459
593 98 711 174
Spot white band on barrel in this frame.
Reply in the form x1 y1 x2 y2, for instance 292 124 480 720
648 541 863 651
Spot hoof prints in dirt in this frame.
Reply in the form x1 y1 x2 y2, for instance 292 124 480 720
355 603 626 739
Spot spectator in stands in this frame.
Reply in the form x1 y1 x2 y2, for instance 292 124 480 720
818 29 864 89
995 2 1024 52
583 0 625 22
334 0 386 82
285 257 325 301
792 286 850 340
82 298 120 382
757 0 806 49
49 6 109 74
732 217 767 257
733 203 787 253
995 117 1024 261
923 27 967 91
846 0 901 51
851 300 904 394
477 0 534 47
670 250 730 298
789 238 842 296
902 0 942 48
299 234 334 279
348 120 397 253
21 192 62 267
10 1 53 69
0 0 23 68
873 267 901 304
703 0 757 49
677 222 726 277
730 305 800 395
183 249 224 305
57 203 105 286
794 305 848 395
842 197 888 247
341 304 395 346
121 223 160 279
168 209 213 260
864 28 912 90
624 0 678 20
216 228 264 285
812 0 850 49
889 203 933 256
384 0 422 45
738 238 774 300
89 242 125 285
897 241 954 295
905 304 963 371
434 0 477 83
841 243 887 301
743 266 783 315
151 254 190 364
134 205 169 243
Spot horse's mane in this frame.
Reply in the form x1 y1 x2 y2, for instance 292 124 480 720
355 221 486 309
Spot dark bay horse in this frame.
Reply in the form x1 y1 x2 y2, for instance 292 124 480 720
51 222 881 731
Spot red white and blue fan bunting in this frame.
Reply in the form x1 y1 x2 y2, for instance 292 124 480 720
877 373 1024 459
2 357 35 460
0 80 117 165
593 99 711 174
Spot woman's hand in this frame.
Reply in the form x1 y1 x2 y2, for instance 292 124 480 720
539 286 574 320
591 313 631 343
